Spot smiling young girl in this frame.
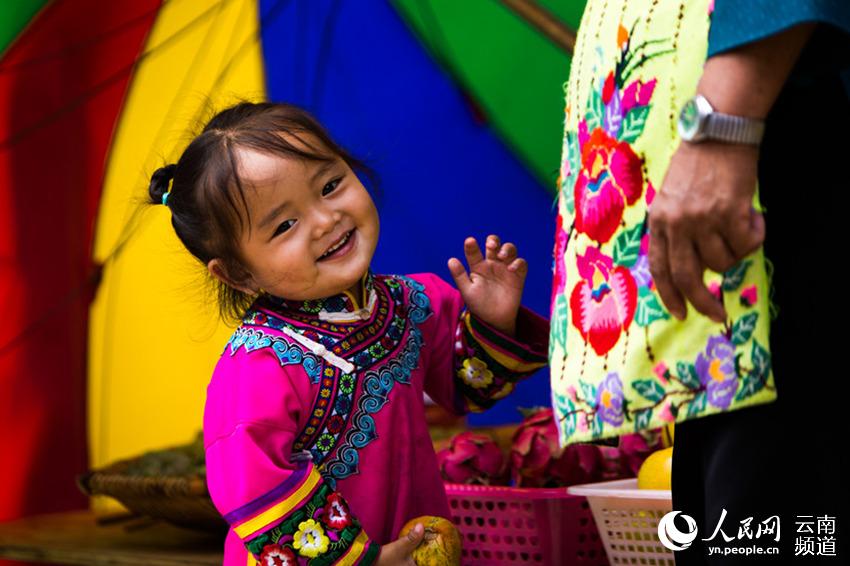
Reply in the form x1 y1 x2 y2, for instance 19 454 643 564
148 102 548 565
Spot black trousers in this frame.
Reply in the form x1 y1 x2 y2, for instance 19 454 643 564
671 74 850 565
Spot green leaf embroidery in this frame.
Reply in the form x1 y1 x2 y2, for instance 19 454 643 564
731 312 759 346
632 379 665 403
620 105 651 143
636 287 670 327
562 131 579 215
622 397 632 421
676 362 701 390
634 408 653 431
722 260 752 291
613 223 644 267
735 371 764 402
552 295 568 349
591 413 604 438
555 392 577 439
734 352 744 378
585 88 604 132
735 340 771 402
750 339 771 380
579 380 598 405
564 185 575 215
687 391 707 418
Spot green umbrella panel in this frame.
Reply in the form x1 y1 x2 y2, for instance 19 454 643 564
391 0 587 190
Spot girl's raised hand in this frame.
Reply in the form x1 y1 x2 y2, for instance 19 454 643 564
447 235 528 337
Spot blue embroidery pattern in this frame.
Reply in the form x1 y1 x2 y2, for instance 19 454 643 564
301 278 409 468
321 275 434 486
226 327 322 384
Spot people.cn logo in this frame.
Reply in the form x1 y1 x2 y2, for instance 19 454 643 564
658 511 699 551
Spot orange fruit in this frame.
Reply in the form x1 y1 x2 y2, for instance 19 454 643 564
399 515 462 566
637 447 673 490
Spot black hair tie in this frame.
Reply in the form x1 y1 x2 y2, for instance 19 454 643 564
150 164 177 206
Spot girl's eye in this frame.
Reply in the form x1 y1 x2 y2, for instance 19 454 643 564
322 176 343 196
273 219 296 237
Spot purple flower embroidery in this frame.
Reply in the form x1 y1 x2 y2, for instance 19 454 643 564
603 73 623 138
696 336 738 409
629 233 655 290
595 372 625 426
631 253 652 288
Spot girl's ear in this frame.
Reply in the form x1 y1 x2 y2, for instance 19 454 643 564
208 258 258 295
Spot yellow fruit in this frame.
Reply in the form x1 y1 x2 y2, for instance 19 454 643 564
399 515 462 566
637 447 673 490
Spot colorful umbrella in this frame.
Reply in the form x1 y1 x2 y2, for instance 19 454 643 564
0 0 582 522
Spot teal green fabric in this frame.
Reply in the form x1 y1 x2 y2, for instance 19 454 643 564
0 2 49 56
708 0 850 56
709 1 850 95
391 0 585 189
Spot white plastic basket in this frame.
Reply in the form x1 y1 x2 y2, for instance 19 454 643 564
569 479 676 565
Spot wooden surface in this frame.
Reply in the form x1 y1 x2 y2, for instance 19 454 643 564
0 511 224 565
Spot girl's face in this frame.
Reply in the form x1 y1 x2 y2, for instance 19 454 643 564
221 140 379 302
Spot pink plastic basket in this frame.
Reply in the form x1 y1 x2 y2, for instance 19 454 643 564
444 483 610 565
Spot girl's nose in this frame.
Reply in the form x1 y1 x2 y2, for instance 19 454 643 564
312 206 342 239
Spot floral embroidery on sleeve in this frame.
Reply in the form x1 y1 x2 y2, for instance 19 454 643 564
226 462 380 565
454 310 548 412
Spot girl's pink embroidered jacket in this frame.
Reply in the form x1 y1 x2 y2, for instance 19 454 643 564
204 272 548 565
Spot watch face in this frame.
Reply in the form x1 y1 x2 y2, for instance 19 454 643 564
678 99 699 140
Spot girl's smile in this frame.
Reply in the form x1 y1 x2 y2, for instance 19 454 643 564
209 136 379 304
318 229 356 261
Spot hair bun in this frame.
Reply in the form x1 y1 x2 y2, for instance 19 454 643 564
149 164 177 205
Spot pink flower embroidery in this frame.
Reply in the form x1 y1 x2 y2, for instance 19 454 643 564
574 127 644 244
552 212 569 307
653 362 670 385
740 285 758 307
621 79 657 114
577 415 588 433
708 281 722 300
645 180 656 206
658 401 676 423
570 247 638 355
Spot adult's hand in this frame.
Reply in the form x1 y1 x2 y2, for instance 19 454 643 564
648 141 764 323
648 22 814 323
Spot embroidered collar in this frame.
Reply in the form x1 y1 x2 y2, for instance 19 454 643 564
259 271 375 322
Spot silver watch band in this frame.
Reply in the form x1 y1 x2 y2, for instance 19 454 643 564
705 112 765 145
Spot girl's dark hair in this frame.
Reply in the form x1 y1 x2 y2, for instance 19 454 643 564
148 102 373 323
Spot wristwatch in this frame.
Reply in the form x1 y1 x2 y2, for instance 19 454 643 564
677 94 765 146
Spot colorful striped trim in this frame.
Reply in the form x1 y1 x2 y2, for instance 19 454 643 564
463 312 547 373
232 466 323 539
336 530 374 565
223 461 309 524
356 538 382 565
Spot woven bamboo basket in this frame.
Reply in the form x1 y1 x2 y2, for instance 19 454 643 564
78 458 227 532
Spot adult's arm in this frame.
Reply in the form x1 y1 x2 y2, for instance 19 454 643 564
648 23 813 322
650 1 850 322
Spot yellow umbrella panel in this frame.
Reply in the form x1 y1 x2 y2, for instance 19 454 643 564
88 0 265 498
